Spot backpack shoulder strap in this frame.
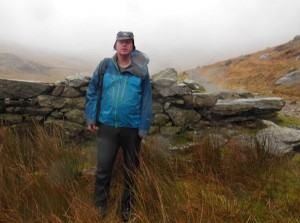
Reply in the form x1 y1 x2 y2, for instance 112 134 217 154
99 58 110 84
96 58 110 125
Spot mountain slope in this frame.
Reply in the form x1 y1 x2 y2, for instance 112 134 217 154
185 36 300 100
0 43 94 82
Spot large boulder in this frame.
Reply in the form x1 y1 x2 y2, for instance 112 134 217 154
275 69 300 85
256 120 300 154
0 79 53 99
211 97 285 119
152 68 177 89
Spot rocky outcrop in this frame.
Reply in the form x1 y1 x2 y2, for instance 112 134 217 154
0 68 286 137
256 120 300 154
275 69 300 86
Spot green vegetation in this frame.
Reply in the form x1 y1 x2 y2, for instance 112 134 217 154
1 124 300 222
274 111 300 128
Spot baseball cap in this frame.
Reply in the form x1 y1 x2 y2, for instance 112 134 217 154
116 31 134 40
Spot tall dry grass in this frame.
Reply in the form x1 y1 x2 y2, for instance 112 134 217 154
132 134 300 223
1 124 300 222
0 124 99 222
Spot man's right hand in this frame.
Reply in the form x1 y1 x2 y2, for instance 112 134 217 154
87 124 97 132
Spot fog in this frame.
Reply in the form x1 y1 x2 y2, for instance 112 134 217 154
0 0 299 73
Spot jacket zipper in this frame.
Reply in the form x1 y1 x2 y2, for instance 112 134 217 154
114 75 123 128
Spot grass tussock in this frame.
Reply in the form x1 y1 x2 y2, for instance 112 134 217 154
1 124 300 222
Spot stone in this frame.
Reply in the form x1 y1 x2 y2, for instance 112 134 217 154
152 68 178 89
152 101 164 113
37 95 69 108
0 79 54 99
25 107 54 115
183 79 206 92
274 44 288 51
160 126 182 135
6 107 24 114
72 97 86 109
158 83 191 97
65 73 90 87
218 90 255 99
0 113 23 124
0 100 4 113
153 113 170 126
211 97 285 117
52 84 65 96
80 86 88 92
166 106 201 126
149 126 160 135
4 99 26 106
50 110 64 119
65 109 85 124
256 120 300 154
182 93 219 108
259 53 270 60
37 95 85 109
61 86 82 98
24 115 45 123
275 69 300 85
163 102 171 110
293 35 300 41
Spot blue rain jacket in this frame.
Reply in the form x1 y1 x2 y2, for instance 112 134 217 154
85 50 152 136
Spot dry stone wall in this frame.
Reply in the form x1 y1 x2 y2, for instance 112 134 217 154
0 69 286 137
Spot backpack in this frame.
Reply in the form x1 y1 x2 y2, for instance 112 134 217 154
95 58 109 126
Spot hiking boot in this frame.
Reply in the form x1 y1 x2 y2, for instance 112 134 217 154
98 205 107 218
121 207 130 222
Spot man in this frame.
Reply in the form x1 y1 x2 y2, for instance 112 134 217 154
85 31 152 222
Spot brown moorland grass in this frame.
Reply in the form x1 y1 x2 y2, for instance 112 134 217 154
1 124 300 222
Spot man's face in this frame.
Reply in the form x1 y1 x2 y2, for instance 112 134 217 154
116 39 133 56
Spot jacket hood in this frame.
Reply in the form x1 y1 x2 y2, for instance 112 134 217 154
112 50 149 78
131 50 149 67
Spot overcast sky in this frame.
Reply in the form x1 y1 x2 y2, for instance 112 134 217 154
0 0 299 73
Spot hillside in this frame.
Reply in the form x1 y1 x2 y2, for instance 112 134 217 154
0 43 94 83
185 36 300 100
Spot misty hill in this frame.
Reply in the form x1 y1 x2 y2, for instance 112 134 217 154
0 43 94 82
0 53 51 74
185 36 300 100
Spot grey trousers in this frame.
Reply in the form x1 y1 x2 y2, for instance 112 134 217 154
95 124 141 209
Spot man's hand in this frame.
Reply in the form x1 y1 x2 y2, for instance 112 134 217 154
87 123 97 132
